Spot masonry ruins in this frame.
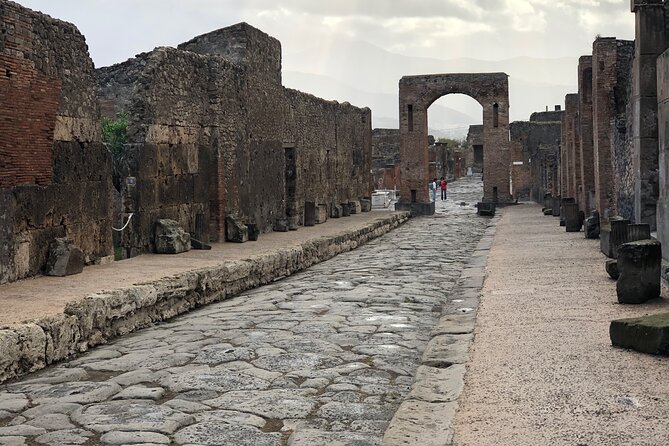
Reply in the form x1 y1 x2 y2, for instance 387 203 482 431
0 1 372 284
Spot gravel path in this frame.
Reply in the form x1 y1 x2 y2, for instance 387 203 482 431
0 177 488 446
453 203 669 446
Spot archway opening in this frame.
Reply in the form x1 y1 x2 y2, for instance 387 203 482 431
427 94 483 181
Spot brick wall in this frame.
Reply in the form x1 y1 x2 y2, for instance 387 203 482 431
0 0 113 284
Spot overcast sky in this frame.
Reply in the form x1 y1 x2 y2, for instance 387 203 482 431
18 0 634 66
16 0 636 130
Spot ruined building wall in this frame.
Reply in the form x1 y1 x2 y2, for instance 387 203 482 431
96 23 372 255
0 0 113 283
510 119 562 202
612 41 636 221
371 128 401 189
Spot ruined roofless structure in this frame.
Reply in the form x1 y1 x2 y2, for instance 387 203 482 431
0 1 373 283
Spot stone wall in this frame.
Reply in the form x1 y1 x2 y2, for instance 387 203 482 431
372 128 401 169
510 117 562 201
0 0 113 283
97 23 372 254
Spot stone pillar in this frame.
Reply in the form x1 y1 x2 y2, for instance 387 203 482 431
578 56 596 214
631 0 666 230
592 37 620 224
564 94 581 205
563 202 582 232
658 49 669 265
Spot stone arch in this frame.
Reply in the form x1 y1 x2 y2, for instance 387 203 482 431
396 73 511 215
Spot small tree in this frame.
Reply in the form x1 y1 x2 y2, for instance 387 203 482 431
101 112 129 191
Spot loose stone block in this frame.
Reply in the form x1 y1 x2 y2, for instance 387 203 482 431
551 196 561 216
341 203 351 217
360 198 372 212
45 238 84 276
154 220 190 254
617 239 662 304
315 204 328 224
304 201 317 226
610 218 630 258
272 219 288 232
605 259 620 280
330 204 343 218
190 238 212 250
543 208 553 215
610 313 669 355
348 200 362 214
585 210 600 239
225 216 248 243
476 202 495 216
562 202 581 232
247 223 260 241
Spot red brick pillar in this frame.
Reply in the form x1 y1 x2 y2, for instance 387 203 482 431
578 56 595 214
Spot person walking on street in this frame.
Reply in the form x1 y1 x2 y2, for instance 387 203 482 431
430 178 438 202
440 177 448 200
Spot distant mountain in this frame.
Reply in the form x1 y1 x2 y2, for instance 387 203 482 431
282 39 575 132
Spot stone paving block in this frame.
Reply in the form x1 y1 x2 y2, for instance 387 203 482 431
431 314 476 336
100 430 170 445
382 400 456 446
34 428 93 445
71 401 194 434
610 313 669 355
7 381 121 405
422 334 473 366
408 364 465 403
289 430 381 445
0 437 26 446
174 423 281 446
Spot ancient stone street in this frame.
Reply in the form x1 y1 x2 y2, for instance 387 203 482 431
0 178 490 446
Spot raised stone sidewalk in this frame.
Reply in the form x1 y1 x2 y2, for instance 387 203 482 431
0 212 409 383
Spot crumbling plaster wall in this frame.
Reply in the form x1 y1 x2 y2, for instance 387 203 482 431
0 0 113 284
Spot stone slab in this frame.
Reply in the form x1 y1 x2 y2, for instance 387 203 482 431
610 313 669 355
382 400 456 446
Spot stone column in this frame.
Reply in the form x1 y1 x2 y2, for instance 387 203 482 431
631 0 666 230
578 56 596 214
656 48 669 264
592 37 620 223
567 94 581 204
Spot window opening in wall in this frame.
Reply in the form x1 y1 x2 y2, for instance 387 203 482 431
5 69 11 78
493 103 499 128
408 104 414 132
411 189 417 203
493 186 498 203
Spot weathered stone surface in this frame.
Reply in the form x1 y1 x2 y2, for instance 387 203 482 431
341 203 352 217
408 364 465 403
205 389 317 419
304 202 317 226
617 239 662 304
45 238 85 277
543 208 553 215
160 365 272 393
8 381 121 404
190 238 212 250
0 394 29 413
22 403 82 419
71 401 194 434
0 437 26 446
316 204 328 224
247 223 260 241
562 202 581 232
195 409 265 427
349 200 362 214
382 400 456 446
154 220 190 254
360 198 372 212
317 402 394 421
605 259 620 280
330 204 343 218
585 210 600 239
610 313 669 355
226 216 248 243
100 430 170 445
110 385 165 401
0 425 46 436
26 413 75 430
422 334 473 366
273 219 289 232
34 429 93 446
174 423 281 446
289 430 380 446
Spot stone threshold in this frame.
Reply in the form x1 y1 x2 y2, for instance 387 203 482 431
0 212 410 384
382 212 501 446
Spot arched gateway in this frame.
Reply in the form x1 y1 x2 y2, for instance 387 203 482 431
396 73 512 215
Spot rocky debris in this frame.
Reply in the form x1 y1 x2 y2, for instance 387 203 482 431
616 239 662 304
605 259 619 280
154 220 191 254
190 238 212 250
45 238 85 277
360 199 372 212
610 313 669 355
585 210 600 239
226 216 248 243
247 223 260 241
273 219 289 232
330 204 343 218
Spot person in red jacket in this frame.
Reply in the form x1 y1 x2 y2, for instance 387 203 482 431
440 177 448 200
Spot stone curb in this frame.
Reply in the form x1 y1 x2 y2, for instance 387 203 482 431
0 212 410 384
382 212 502 446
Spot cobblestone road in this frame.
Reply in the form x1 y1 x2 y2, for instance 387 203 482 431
0 177 488 446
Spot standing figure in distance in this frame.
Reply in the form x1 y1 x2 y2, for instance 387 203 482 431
440 177 448 201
